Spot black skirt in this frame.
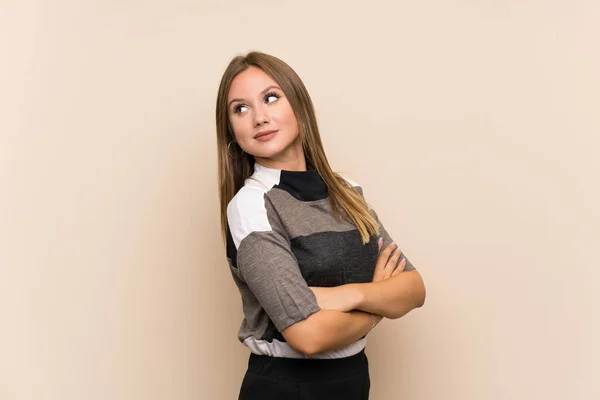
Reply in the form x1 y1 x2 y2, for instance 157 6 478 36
238 349 370 400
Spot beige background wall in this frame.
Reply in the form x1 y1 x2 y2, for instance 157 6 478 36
1 1 598 399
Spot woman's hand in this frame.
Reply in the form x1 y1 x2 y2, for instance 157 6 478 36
372 237 406 283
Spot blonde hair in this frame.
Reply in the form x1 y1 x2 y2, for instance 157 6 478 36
215 51 380 244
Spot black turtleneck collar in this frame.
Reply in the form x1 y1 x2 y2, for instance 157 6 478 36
252 163 328 201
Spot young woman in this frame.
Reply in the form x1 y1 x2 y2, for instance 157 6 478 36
216 51 426 400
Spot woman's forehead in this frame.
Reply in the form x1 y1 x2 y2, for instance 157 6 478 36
228 67 278 99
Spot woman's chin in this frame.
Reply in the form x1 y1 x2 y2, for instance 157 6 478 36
250 145 285 160
249 138 301 161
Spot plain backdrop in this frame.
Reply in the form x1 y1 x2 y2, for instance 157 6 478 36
1 1 598 399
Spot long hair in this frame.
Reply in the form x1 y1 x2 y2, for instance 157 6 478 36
216 51 380 244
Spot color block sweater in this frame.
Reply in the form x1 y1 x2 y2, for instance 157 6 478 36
226 162 415 359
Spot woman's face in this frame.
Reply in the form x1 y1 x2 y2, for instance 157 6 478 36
227 66 302 167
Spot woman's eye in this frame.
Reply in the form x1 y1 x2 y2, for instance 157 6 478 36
234 105 248 114
265 93 280 104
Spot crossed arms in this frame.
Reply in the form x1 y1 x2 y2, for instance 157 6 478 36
282 240 426 356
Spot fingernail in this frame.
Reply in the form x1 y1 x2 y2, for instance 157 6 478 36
378 237 383 245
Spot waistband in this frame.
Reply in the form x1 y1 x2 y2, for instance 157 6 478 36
247 349 368 382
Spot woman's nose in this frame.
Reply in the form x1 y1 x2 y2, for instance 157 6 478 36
253 106 270 127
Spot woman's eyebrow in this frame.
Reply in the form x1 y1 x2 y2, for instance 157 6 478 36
228 85 282 108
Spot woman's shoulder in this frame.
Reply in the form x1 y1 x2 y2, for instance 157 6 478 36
226 183 273 247
338 173 364 196
340 174 359 187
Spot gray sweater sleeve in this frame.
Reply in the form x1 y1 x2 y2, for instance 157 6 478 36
227 189 321 333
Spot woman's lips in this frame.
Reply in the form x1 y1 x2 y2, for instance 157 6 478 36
254 130 278 142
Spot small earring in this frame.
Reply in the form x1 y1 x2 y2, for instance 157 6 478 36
228 141 244 158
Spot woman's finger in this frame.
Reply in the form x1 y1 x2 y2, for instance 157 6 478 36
383 247 402 279
372 242 397 282
396 256 407 273
387 246 402 269
376 243 397 269
391 257 407 276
